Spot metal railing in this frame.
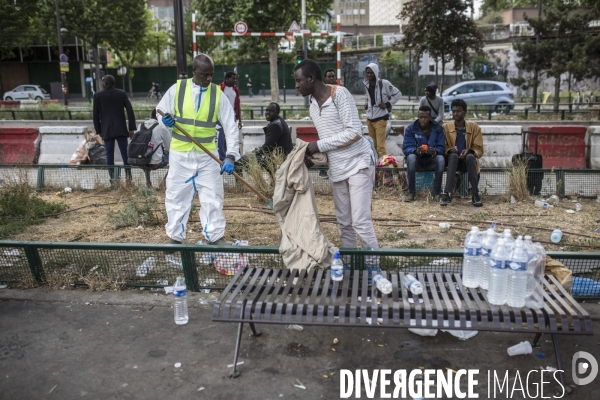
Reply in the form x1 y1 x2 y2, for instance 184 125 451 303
0 241 598 298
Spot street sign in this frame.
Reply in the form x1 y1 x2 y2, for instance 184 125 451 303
288 21 301 32
234 21 248 35
59 53 68 62
60 62 69 72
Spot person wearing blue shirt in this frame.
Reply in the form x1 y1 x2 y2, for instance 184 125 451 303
402 105 445 202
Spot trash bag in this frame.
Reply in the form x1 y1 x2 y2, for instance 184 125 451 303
87 143 107 165
571 277 600 297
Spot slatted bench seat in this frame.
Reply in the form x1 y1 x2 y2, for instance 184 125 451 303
212 268 593 380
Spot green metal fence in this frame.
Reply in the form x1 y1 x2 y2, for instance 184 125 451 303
1 165 599 198
0 241 598 298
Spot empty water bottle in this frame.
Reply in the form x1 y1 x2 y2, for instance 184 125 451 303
550 229 562 243
523 236 536 296
480 225 498 290
331 252 343 282
575 203 582 211
506 237 528 308
488 238 509 305
136 257 156 277
404 274 423 295
462 227 482 288
173 276 189 325
373 274 392 294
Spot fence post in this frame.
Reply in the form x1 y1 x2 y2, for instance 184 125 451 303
181 249 199 292
250 109 254 120
561 110 565 120
24 245 46 283
11 110 16 120
68 110 72 120
283 109 287 119
36 166 45 190
488 111 492 120
39 110 44 120
524 108 528 119
555 169 565 197
537 104 541 113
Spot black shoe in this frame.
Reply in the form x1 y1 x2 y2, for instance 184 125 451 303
404 192 415 202
472 194 483 207
441 193 452 206
164 239 182 255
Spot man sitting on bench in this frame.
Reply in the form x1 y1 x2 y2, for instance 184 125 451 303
441 99 484 207
402 105 445 202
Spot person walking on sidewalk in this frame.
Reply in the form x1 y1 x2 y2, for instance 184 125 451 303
441 99 484 207
217 71 242 161
247 78 254 97
156 54 240 248
295 59 379 274
92 74 136 182
363 63 402 159
419 83 444 124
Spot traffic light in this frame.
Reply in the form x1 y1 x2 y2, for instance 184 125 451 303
296 49 303 65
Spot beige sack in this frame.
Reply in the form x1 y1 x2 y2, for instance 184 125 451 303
545 256 573 293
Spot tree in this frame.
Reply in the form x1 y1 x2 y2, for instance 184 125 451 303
480 0 537 16
398 0 484 92
0 0 43 61
106 2 152 97
513 1 597 112
191 0 333 102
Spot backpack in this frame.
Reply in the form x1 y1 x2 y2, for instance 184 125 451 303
127 122 160 166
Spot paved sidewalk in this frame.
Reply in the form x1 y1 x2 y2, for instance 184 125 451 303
1 288 598 399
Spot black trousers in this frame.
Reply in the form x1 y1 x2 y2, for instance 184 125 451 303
444 153 479 195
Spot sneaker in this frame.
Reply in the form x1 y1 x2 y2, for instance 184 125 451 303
404 192 415 202
472 193 483 207
164 239 182 255
441 193 452 206
209 237 232 246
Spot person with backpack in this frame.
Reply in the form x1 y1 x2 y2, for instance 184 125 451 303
128 108 170 170
363 63 402 159
419 83 444 124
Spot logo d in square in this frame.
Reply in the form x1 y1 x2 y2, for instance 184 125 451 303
572 351 598 386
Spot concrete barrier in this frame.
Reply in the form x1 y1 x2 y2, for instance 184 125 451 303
589 126 600 169
0 127 40 164
241 126 264 155
38 127 126 165
529 125 587 169
479 126 522 167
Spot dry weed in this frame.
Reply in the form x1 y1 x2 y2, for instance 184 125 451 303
242 150 286 199
507 158 530 201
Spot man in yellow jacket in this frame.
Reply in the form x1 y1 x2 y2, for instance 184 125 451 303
157 54 240 247
441 99 484 207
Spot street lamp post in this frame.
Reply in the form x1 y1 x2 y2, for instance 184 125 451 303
156 35 161 88
55 0 68 106
280 44 287 104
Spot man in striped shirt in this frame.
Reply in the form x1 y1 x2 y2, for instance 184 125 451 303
294 60 379 266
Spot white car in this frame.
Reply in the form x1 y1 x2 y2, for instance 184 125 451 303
3 85 51 101
442 80 515 114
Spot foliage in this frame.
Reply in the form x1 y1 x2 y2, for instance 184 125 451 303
513 0 599 112
0 182 67 238
107 187 163 229
480 0 538 16
191 0 333 101
380 50 408 82
0 0 43 60
398 0 484 92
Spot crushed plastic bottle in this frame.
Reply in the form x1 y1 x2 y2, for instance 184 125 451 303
373 274 392 294
404 274 423 295
136 257 156 277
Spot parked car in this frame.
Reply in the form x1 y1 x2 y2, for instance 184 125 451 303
442 80 514 114
3 85 51 101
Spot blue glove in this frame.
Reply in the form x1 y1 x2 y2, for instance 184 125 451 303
220 157 235 175
162 113 175 128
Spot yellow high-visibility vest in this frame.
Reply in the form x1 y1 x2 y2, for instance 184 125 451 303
171 79 221 152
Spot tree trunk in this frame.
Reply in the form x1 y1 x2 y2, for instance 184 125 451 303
93 47 102 95
128 74 133 98
553 75 560 113
268 42 279 102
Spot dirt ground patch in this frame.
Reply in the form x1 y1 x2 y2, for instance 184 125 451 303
7 185 600 252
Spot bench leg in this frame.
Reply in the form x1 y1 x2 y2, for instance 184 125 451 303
249 322 261 337
551 334 565 388
230 322 245 378
532 332 542 347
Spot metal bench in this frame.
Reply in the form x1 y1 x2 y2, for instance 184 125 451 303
212 268 593 380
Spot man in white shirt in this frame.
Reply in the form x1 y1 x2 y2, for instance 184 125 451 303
294 59 379 274
156 54 240 248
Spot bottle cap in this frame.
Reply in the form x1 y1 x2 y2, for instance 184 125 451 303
334 251 340 258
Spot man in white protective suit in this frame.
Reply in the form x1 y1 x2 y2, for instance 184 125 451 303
156 54 240 249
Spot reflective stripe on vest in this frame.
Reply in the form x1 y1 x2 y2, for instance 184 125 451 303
172 79 220 152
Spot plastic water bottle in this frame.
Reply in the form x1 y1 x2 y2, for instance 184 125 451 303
173 276 189 325
523 236 536 296
550 229 562 243
480 226 498 290
136 257 156 277
507 237 528 308
373 274 392 294
331 251 343 282
503 229 515 253
404 274 423 295
488 238 509 305
462 227 482 288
